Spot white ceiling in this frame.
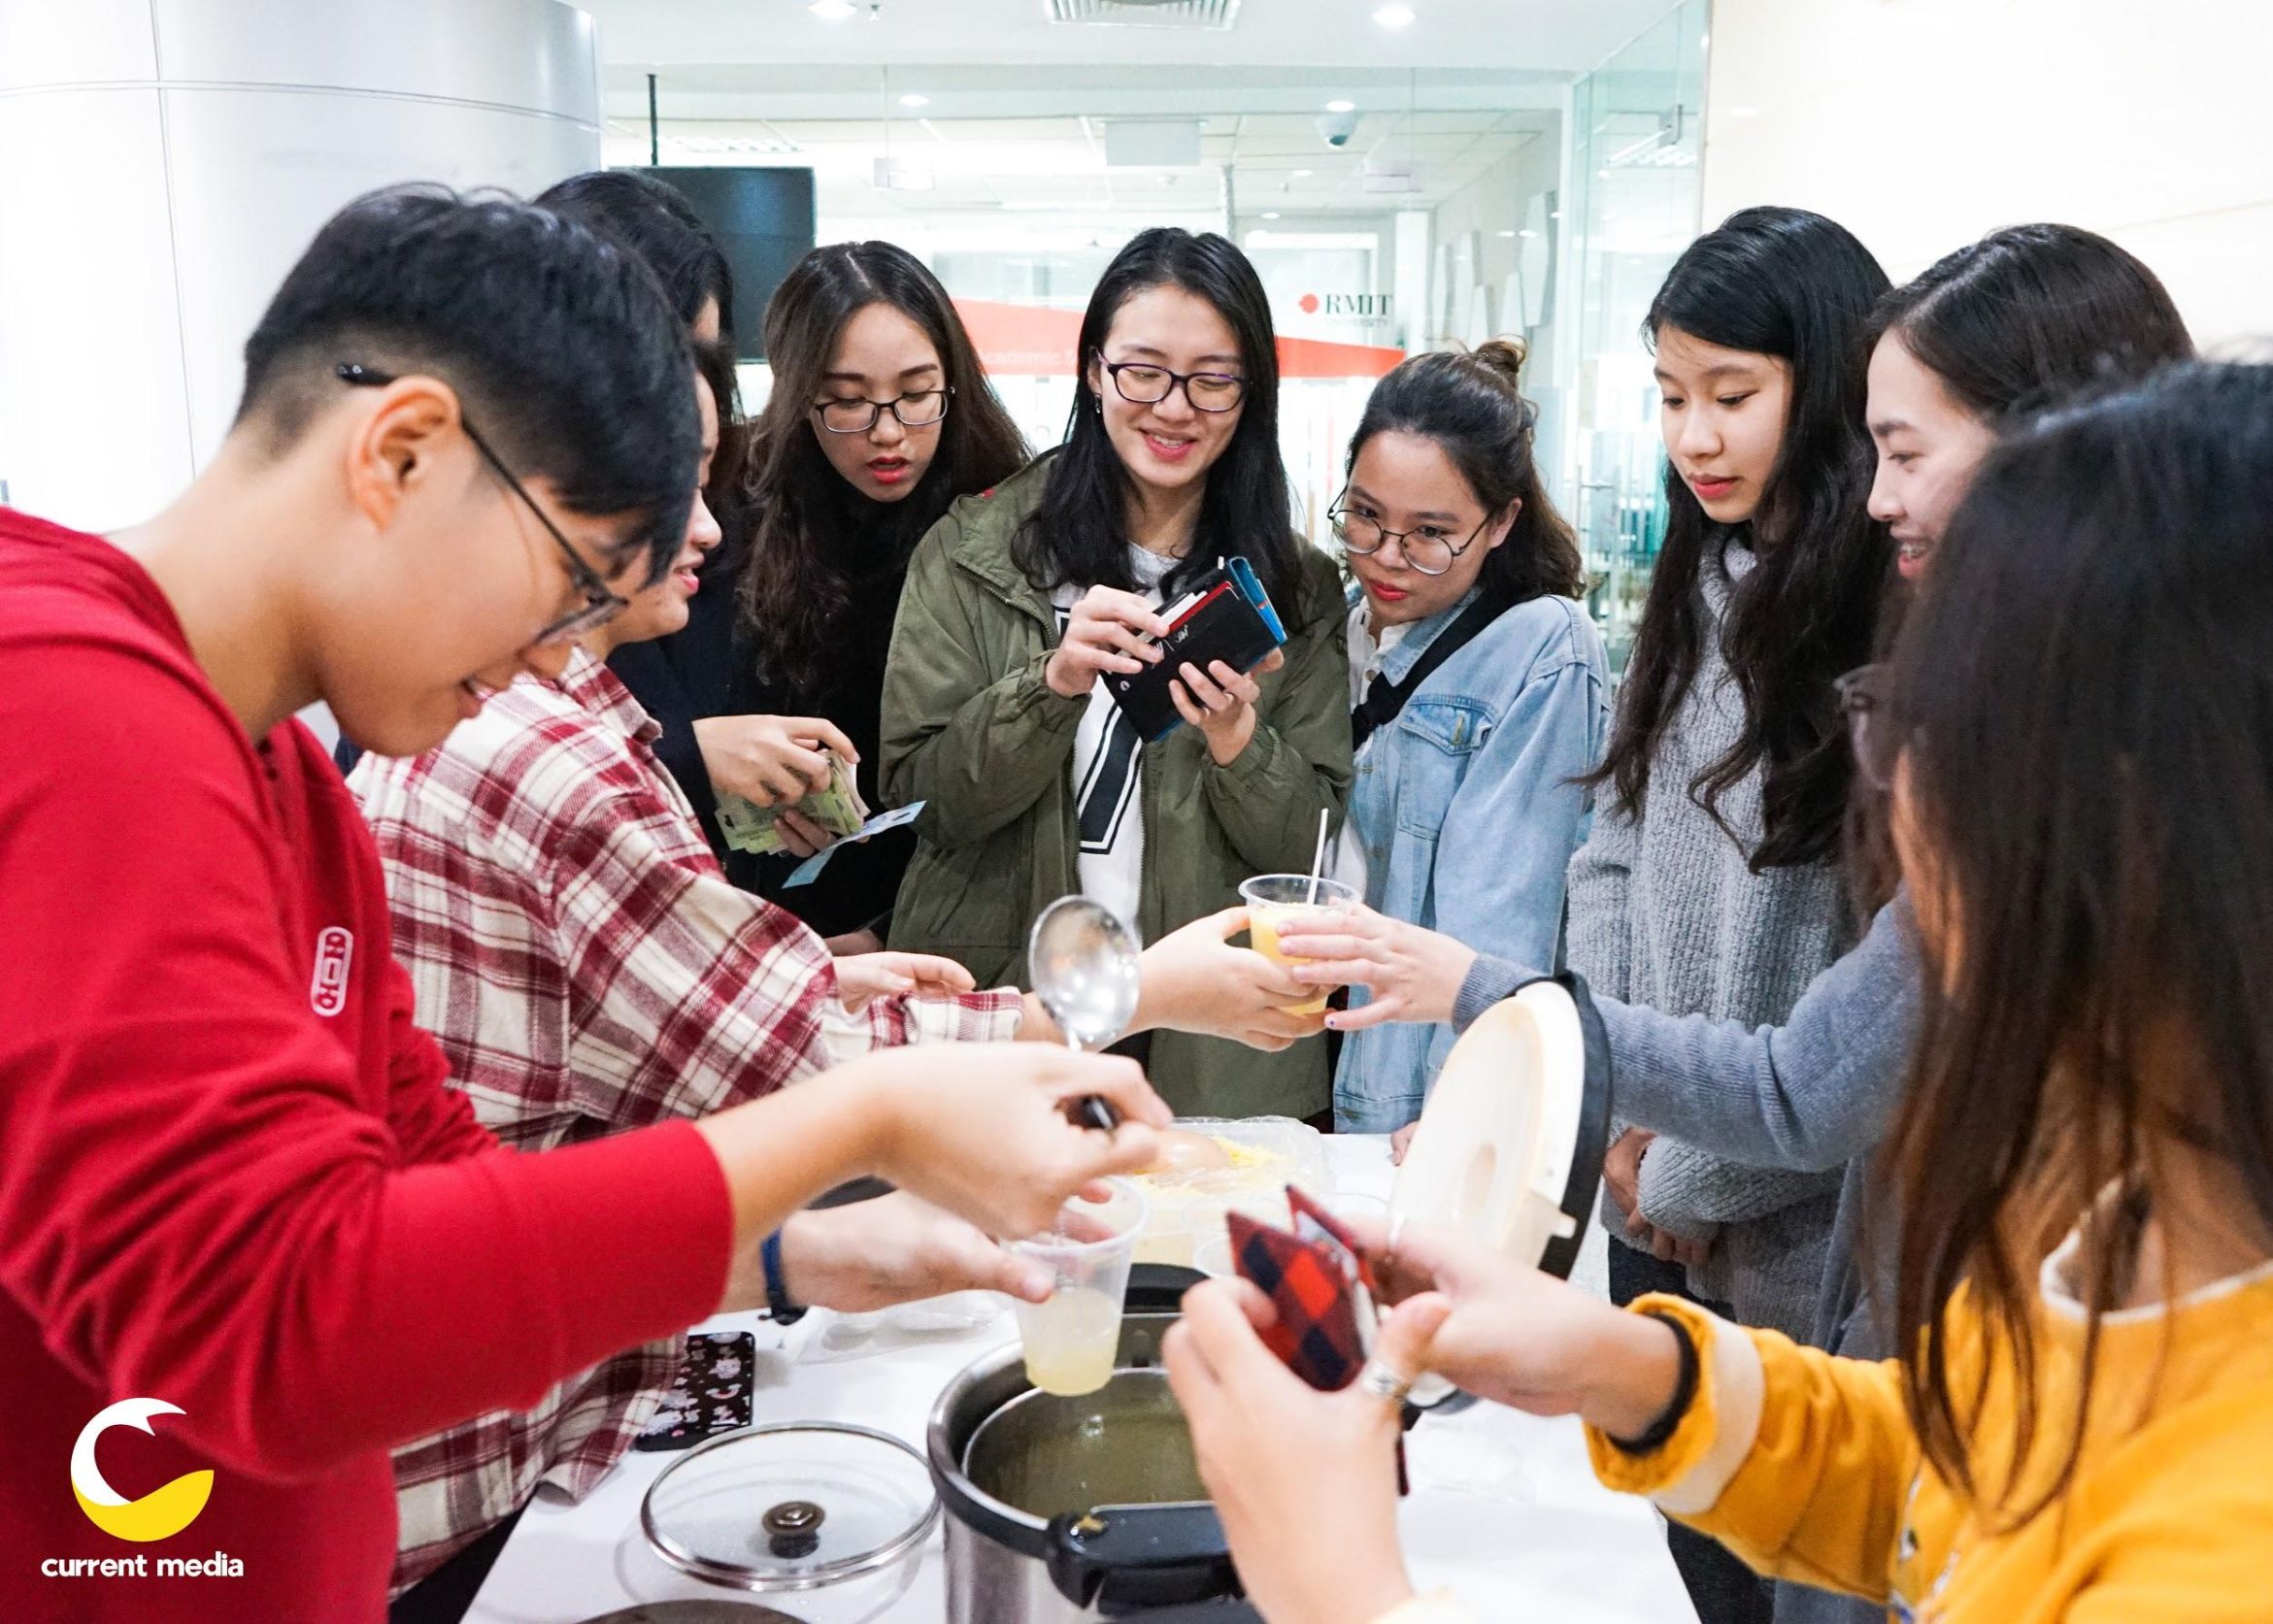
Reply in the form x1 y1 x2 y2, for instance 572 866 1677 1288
582 0 1685 75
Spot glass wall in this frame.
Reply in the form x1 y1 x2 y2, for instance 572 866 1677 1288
1557 0 1708 677
612 67 1566 548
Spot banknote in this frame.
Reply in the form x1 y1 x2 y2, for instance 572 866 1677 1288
782 800 928 888
715 752 869 855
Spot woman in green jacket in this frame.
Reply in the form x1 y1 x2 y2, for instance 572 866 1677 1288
883 228 1352 1120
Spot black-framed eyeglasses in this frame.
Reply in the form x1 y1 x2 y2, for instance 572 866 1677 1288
1835 663 1900 791
1327 488 1489 578
811 387 953 434
335 363 626 646
1099 358 1247 413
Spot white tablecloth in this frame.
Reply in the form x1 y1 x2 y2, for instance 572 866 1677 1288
467 1137 1696 1624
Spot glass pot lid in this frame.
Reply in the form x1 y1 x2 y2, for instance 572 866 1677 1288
641 1422 939 1592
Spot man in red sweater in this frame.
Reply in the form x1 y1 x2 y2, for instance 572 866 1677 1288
0 186 1166 1622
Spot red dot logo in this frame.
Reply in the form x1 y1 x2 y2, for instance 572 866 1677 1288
1298 293 1320 315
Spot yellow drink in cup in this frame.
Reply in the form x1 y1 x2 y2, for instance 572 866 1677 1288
1017 1287 1123 1396
1011 1180 1147 1398
1239 874 1359 1015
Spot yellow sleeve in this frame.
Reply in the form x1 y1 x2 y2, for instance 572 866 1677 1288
1586 1294 1920 1602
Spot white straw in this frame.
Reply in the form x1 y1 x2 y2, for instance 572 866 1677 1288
1307 807 1329 905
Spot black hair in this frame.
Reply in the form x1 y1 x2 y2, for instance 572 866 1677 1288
736 241 1028 695
1015 228 1320 627
1883 359 2273 1526
536 171 736 348
1589 206 1892 870
237 183 697 580
538 170 749 512
1343 337 1584 607
1869 223 2193 424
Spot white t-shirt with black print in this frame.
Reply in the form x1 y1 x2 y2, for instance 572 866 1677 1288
1329 600 1411 894
1053 546 1179 934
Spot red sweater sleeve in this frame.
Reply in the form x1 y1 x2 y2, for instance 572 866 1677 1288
0 641 733 1483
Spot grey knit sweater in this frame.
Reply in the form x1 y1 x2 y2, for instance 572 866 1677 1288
1565 534 1850 1339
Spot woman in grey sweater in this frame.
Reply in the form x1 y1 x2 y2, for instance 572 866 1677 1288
1547 209 1900 1624
1573 212 1891 1359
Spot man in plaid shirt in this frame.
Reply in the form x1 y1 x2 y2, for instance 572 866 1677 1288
350 376 1323 1592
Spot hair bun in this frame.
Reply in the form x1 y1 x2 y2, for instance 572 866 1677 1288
1469 335 1529 387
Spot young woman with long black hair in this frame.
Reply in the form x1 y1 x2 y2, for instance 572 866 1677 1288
1577 208 1892 1341
1166 356 2273 1624
609 237 1029 950
883 227 1352 1121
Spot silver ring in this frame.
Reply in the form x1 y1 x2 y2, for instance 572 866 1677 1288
1355 1355 1414 1407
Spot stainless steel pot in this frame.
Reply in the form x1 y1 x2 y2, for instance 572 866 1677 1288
926 1269 1259 1623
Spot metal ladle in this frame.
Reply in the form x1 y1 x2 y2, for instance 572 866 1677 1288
1028 896 1143 1133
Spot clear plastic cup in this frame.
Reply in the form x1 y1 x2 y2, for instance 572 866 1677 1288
1191 1234 1237 1278
1239 874 1360 1015
1010 1180 1148 1397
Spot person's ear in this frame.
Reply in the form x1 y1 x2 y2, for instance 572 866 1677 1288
342 378 463 532
1084 351 1104 411
1484 497 1521 553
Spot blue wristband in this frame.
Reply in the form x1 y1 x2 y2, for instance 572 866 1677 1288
761 1229 807 1325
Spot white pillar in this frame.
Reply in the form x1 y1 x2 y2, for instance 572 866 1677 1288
0 0 601 530
1391 206 1432 354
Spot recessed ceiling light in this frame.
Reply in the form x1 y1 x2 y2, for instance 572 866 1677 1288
808 0 855 17
1519 228 1539 239
1262 211 1282 219
1374 4 1416 27
898 92 930 108
1291 167 1315 179
1496 229 1517 238
1324 99 1355 114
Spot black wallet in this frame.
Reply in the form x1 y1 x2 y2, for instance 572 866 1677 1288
1106 557 1288 743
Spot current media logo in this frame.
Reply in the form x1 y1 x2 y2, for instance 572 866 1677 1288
70 1400 213 1543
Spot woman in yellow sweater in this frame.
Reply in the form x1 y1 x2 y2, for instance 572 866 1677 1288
1162 358 2273 1624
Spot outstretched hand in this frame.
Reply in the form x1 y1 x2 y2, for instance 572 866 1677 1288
1163 1276 1437 1624
1271 904 1480 1031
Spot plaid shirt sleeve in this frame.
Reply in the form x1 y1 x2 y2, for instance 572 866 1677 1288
541 793 1022 1131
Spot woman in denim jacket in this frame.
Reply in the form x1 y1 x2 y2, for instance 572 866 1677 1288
1329 341 1607 1131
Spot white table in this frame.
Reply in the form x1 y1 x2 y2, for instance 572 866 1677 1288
468 1138 1696 1624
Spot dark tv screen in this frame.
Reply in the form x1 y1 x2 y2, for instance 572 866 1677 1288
637 167 818 362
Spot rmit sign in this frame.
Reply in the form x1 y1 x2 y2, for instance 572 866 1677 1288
1296 292 1394 318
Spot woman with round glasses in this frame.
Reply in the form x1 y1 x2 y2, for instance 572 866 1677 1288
1325 339 1606 1132
613 237 1028 949
882 226 1352 1121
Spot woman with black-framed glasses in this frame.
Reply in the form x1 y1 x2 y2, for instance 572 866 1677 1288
584 219 1027 950
1321 340 1607 1134
882 226 1353 1122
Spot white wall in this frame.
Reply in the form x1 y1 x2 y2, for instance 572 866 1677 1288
1699 0 2273 345
0 0 601 529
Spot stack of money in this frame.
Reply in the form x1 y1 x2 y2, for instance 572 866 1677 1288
715 753 870 855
